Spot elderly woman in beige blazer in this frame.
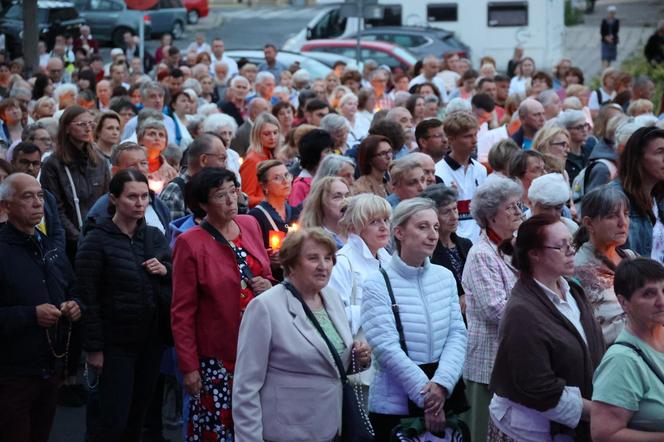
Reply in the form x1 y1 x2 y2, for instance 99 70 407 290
232 227 372 442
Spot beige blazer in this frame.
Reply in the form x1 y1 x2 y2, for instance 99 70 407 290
232 283 353 442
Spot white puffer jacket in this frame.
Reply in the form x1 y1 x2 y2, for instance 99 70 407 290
361 254 467 415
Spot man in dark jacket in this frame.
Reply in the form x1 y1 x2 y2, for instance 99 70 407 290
83 142 171 239
644 20 664 65
11 141 66 252
0 173 81 442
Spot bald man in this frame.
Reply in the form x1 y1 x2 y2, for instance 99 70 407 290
0 173 80 442
512 98 546 149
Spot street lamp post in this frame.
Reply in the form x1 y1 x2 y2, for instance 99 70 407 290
22 0 39 76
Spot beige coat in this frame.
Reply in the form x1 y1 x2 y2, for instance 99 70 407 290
232 283 353 442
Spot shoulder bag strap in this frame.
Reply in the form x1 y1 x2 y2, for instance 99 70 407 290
282 281 348 382
379 267 408 355
614 341 664 385
64 165 83 229
254 203 280 231
200 220 255 282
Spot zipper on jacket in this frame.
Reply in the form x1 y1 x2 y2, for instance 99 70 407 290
417 270 434 362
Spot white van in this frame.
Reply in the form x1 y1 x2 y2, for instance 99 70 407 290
283 0 565 70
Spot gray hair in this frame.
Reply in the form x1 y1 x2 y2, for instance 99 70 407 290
556 109 586 129
202 113 238 138
528 173 570 205
615 119 644 146
137 117 167 141
110 141 144 166
389 155 423 186
470 175 523 229
21 122 47 142
319 113 349 133
313 154 355 182
391 197 437 252
256 71 275 85
53 83 77 102
230 75 249 88
446 98 472 114
182 78 202 96
574 184 631 248
197 103 220 118
140 81 165 100
537 89 559 107
420 183 458 209
137 108 164 128
0 175 17 201
9 86 31 100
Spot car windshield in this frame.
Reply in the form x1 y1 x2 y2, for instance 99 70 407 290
3 5 48 22
392 46 418 65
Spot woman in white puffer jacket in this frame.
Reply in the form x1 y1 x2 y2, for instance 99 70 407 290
361 197 467 440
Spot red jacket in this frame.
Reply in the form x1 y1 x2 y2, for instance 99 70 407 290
171 215 273 374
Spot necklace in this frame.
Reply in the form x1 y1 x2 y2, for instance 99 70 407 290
45 319 72 378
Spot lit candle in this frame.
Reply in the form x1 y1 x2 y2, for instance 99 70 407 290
148 178 164 194
268 230 285 250
288 222 299 233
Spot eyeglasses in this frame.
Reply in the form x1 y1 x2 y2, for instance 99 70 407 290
549 141 570 149
71 121 95 129
543 242 576 255
210 187 238 202
17 159 42 168
269 173 292 183
373 150 393 159
569 124 588 131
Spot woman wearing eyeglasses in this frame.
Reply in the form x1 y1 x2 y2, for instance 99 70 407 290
488 215 605 442
557 109 596 184
352 135 393 198
40 105 111 261
248 160 301 279
460 175 523 442
171 167 273 441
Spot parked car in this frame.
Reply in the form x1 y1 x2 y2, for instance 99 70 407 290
183 0 208 24
72 0 152 47
303 51 364 72
300 39 417 73
224 49 331 80
126 0 187 39
0 1 84 57
345 26 470 60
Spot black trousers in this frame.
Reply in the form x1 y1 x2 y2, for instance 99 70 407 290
86 339 162 442
0 375 62 442
369 412 409 442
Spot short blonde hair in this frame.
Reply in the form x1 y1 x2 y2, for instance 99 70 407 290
391 197 437 252
532 126 570 173
280 227 337 276
339 193 391 236
389 155 423 186
627 99 654 117
442 111 478 138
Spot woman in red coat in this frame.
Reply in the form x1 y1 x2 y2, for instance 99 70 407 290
171 167 273 441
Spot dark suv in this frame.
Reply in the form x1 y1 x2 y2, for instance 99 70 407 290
0 1 85 57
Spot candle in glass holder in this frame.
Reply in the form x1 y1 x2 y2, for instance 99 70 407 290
268 230 285 250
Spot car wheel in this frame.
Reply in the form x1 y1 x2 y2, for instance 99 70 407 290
187 9 199 24
171 21 184 39
112 27 131 48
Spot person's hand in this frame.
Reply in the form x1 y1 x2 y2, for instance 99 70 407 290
36 303 62 327
352 341 372 370
267 248 280 266
143 258 167 276
184 370 202 396
60 301 81 322
250 276 272 294
424 408 446 434
459 294 467 315
86 351 104 373
422 382 447 415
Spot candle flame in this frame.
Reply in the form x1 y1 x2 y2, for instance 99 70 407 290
148 179 164 194
288 222 299 232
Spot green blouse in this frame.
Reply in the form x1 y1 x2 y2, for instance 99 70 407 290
312 307 346 357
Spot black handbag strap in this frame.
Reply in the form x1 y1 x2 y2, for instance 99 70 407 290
282 281 348 383
614 341 664 385
200 220 255 283
379 267 408 355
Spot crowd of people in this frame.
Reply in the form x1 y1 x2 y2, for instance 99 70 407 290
1 16 664 442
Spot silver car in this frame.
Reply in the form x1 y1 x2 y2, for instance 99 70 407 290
73 0 152 47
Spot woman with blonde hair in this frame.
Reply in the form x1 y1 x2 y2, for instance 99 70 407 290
239 112 281 207
300 176 350 249
532 125 571 175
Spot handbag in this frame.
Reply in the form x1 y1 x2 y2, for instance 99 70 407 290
379 268 470 417
143 225 174 346
282 281 374 442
